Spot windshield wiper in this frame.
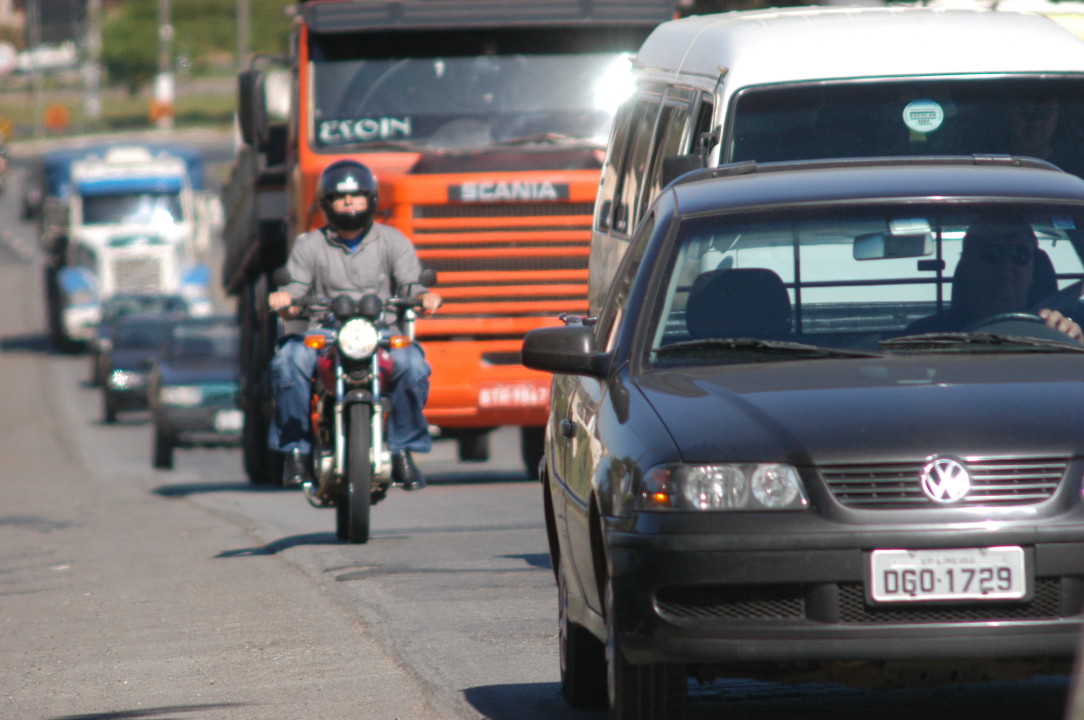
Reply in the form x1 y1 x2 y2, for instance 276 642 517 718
654 338 883 361
489 133 598 148
880 332 1084 352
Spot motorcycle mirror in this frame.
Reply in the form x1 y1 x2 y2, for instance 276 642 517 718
272 267 292 287
419 267 437 287
330 294 357 319
358 293 384 321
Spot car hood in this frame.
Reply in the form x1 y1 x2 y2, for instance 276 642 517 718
158 360 239 386
636 354 1084 464
110 349 159 372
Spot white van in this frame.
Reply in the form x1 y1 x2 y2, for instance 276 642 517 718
590 6 1084 311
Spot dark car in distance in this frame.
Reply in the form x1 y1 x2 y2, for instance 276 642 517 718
149 315 241 469
102 312 180 423
523 156 1084 719
89 293 188 387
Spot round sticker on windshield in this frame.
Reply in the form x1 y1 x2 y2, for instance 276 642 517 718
902 100 944 134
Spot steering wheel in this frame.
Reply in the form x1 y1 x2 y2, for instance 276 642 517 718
1030 279 1084 318
966 311 1082 343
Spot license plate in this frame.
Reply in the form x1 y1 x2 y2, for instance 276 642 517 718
869 546 1026 603
478 382 549 409
213 409 243 433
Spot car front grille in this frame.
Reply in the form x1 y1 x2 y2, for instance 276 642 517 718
656 578 1068 625
820 456 1066 508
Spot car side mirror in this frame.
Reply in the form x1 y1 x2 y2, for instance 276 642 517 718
522 324 607 377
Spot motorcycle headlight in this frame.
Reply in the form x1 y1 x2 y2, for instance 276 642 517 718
638 463 808 511
338 318 379 360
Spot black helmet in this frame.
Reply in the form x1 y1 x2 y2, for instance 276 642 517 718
318 160 378 234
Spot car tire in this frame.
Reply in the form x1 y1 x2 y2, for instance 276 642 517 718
153 428 174 470
457 430 490 462
605 579 687 720
103 391 117 424
521 426 544 479
559 568 607 708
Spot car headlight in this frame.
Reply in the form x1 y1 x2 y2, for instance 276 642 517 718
108 370 147 390
337 318 379 360
638 463 808 511
160 385 203 406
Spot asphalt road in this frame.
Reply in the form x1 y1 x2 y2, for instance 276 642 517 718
0 136 1080 720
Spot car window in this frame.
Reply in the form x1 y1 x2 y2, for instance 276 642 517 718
116 322 173 349
648 203 1084 360
596 212 655 351
727 77 1084 179
168 322 239 361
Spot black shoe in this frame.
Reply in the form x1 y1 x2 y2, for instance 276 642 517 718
282 448 310 487
392 450 426 491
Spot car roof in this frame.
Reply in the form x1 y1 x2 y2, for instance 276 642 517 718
634 7 1084 90
665 156 1084 217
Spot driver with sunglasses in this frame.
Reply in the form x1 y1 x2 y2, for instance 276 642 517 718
904 215 1083 340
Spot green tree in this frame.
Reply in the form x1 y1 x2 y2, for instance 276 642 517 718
102 0 293 94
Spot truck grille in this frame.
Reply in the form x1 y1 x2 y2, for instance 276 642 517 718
405 200 592 326
112 256 164 293
820 456 1066 508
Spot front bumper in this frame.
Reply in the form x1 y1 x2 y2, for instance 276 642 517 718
606 522 1084 666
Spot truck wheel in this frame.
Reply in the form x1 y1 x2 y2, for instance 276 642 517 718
337 403 372 544
521 426 544 479
457 430 490 462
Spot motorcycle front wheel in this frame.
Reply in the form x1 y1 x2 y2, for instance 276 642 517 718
337 403 373 543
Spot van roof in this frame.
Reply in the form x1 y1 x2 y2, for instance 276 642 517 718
634 7 1084 89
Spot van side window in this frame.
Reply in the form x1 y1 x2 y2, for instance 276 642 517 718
595 212 656 350
643 88 696 212
611 95 663 235
595 102 636 233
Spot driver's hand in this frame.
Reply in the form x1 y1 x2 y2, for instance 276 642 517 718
1039 308 1084 341
269 291 300 318
420 292 442 314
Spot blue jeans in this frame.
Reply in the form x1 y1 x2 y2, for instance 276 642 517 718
268 334 433 455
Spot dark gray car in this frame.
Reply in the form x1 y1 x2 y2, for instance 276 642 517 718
524 156 1084 719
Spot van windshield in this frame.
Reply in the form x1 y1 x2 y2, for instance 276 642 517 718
728 77 1084 178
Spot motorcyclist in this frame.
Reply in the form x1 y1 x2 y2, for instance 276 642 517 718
267 159 442 491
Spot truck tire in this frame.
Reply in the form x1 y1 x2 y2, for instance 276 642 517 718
457 430 490 462
521 426 544 480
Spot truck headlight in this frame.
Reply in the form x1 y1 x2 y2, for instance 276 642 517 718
337 319 379 360
160 385 203 406
638 463 808 511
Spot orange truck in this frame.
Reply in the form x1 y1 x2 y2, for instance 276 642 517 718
221 0 677 484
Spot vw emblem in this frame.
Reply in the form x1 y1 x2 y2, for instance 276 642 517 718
920 456 971 504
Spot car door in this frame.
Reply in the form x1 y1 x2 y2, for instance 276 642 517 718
563 213 657 614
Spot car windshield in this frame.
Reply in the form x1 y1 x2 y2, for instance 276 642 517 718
102 296 186 324
167 322 238 362
312 42 632 151
728 77 1084 179
648 202 1084 365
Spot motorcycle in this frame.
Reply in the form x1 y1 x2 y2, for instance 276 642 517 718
272 267 436 543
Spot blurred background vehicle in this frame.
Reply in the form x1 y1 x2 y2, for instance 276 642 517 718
101 311 181 423
149 313 241 470
88 292 189 386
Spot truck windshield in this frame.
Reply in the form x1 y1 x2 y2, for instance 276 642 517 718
312 51 631 151
728 77 1084 178
83 193 184 225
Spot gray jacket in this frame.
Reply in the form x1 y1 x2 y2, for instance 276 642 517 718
282 223 426 329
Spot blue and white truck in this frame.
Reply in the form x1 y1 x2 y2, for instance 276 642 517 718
40 143 218 350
